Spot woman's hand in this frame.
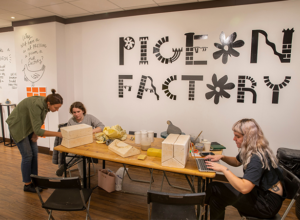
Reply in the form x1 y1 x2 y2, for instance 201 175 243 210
205 154 224 162
57 132 62 138
31 133 39 142
205 161 227 172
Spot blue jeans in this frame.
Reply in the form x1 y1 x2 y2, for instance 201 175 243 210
16 133 38 183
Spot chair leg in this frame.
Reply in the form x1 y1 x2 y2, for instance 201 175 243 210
86 197 92 220
281 198 296 220
148 204 151 220
47 209 54 220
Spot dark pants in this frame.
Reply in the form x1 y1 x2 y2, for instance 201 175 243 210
205 182 283 220
16 133 38 183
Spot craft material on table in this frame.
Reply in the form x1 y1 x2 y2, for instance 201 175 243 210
108 139 140 158
61 124 93 148
103 125 127 140
210 142 226 150
162 134 190 168
191 131 203 144
147 148 162 157
166 120 182 134
137 155 147 160
95 132 108 143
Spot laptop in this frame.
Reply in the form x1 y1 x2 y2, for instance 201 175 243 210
194 158 216 172
191 147 218 172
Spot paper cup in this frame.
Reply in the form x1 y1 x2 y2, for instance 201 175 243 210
203 141 211 152
148 131 154 142
135 131 141 144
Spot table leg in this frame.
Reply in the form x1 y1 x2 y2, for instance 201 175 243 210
88 158 91 189
62 152 67 178
204 178 211 220
102 160 106 169
83 156 87 188
185 174 195 193
197 176 202 219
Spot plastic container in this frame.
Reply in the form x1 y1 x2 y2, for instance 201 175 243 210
141 137 151 151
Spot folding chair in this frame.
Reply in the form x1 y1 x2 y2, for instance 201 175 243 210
31 175 95 220
147 190 206 220
240 165 300 220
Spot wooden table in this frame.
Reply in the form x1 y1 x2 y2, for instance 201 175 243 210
55 135 222 220
54 135 220 179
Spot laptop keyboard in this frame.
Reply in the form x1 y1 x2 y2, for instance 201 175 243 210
196 158 213 171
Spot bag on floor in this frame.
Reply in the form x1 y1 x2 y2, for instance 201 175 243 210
115 167 128 191
98 169 116 193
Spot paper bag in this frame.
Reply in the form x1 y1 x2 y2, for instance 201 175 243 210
98 169 116 193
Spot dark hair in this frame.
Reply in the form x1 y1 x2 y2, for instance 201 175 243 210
69 102 86 115
45 89 63 105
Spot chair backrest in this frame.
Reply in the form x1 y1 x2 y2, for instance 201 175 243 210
280 165 300 200
31 175 82 190
147 190 205 206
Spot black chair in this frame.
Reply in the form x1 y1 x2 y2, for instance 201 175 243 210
31 175 95 220
147 190 206 220
240 165 300 220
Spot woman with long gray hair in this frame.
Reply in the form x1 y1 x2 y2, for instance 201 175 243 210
205 118 285 220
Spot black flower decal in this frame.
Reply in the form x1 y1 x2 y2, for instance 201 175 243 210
206 74 235 104
213 32 244 64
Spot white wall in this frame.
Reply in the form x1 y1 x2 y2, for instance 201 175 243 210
63 1 300 177
14 23 60 149
0 31 17 138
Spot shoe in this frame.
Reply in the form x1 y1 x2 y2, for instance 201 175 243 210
24 183 43 193
56 165 65 177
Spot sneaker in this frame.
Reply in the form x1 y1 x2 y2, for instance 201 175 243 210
56 165 65 177
24 183 43 193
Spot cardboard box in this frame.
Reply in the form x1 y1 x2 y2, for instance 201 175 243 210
161 134 190 168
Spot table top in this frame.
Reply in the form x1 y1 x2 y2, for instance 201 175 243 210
54 135 222 178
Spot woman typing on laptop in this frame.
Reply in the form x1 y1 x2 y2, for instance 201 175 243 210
204 118 285 220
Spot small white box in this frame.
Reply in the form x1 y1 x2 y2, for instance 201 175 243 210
161 134 190 168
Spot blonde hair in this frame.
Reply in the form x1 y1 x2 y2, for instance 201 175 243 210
232 118 277 170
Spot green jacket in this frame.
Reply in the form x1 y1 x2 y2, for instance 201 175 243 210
6 96 49 143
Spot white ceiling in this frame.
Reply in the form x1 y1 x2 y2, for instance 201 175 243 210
0 0 213 28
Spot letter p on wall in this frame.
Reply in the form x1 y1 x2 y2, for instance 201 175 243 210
119 37 135 65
